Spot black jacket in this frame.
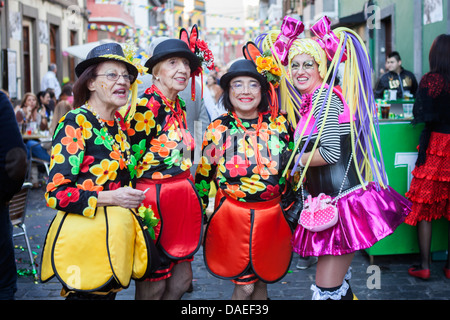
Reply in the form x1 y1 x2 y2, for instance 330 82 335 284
374 68 419 99
0 91 27 204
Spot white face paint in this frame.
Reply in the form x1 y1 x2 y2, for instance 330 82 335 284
291 53 323 95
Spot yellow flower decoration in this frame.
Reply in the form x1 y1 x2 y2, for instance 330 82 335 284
75 114 93 139
256 56 273 73
196 156 212 177
269 115 287 133
137 97 148 107
114 130 130 151
45 194 57 209
237 138 262 158
218 157 226 174
181 158 192 171
134 110 155 135
82 196 98 218
136 152 159 178
255 50 281 87
168 126 182 141
89 159 119 185
240 174 266 194
49 143 65 170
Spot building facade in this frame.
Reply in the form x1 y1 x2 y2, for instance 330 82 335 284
282 0 450 83
86 0 135 43
1 0 88 101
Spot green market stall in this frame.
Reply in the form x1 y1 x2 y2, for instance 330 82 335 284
365 119 449 263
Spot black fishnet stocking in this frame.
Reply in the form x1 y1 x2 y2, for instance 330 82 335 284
417 220 432 269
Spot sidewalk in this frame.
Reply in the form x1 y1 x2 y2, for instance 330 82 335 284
12 187 450 300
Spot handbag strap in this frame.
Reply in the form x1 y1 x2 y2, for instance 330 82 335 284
300 152 353 206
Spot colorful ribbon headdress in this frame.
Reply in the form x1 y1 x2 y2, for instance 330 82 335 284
310 16 347 62
254 16 306 126
242 41 281 120
281 16 388 192
119 40 148 125
272 16 304 65
180 25 215 100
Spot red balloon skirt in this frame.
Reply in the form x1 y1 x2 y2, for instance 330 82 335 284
204 189 293 284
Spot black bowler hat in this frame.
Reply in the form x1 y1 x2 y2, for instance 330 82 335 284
219 59 268 91
75 42 138 83
144 39 200 74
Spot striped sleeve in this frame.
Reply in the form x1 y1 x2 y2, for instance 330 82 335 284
312 89 346 164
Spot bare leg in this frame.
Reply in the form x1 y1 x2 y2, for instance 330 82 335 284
162 261 193 300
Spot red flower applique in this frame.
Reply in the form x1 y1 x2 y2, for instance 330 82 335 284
260 184 280 200
225 155 249 178
80 155 95 173
56 187 80 208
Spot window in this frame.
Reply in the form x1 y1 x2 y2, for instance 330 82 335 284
22 25 31 93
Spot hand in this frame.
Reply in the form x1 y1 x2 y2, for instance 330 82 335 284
115 187 147 209
39 107 47 118
98 187 146 209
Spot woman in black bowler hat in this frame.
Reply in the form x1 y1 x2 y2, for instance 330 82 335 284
129 37 206 300
194 55 294 300
40 43 156 300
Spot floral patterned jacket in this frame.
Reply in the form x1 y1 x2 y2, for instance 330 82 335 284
194 111 294 212
127 85 195 180
45 107 135 217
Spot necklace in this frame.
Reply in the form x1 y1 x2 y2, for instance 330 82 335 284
231 111 267 172
84 102 132 167
150 85 194 150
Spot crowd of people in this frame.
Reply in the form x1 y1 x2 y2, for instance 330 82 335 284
0 15 449 301
9 74 74 188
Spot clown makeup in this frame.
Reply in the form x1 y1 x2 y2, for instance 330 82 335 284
88 61 130 119
291 60 315 72
291 53 323 95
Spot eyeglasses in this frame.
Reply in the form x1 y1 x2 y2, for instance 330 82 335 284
291 60 315 71
230 82 261 94
96 73 135 83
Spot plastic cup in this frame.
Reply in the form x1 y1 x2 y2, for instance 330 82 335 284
403 104 413 118
381 105 390 119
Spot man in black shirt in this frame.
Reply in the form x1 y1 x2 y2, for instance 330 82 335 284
374 51 419 99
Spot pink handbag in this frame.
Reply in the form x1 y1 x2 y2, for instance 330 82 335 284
298 153 353 232
299 193 338 232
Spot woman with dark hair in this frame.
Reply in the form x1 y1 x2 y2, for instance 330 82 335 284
406 34 450 280
129 37 205 300
40 43 155 299
37 90 53 122
16 92 50 187
195 58 294 300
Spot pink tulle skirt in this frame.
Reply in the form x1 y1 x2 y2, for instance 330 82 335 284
292 183 411 256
